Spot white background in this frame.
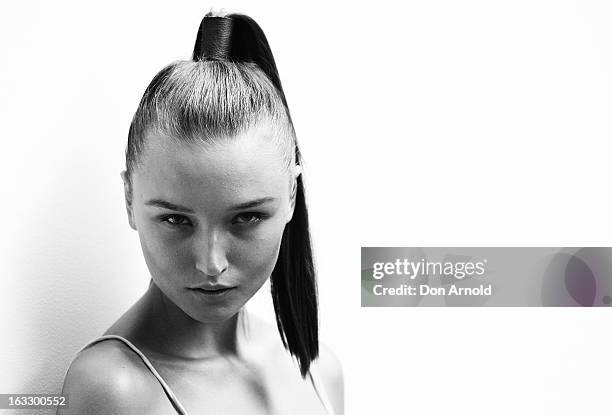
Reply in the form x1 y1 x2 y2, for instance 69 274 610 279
1 1 612 414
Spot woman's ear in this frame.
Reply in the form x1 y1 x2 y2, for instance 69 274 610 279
286 165 302 224
120 170 137 231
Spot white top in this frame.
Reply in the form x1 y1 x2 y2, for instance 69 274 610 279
79 334 336 415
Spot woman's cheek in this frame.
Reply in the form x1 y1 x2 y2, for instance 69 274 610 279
232 225 284 285
140 225 189 280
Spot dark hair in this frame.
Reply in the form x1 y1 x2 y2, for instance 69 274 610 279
124 11 318 378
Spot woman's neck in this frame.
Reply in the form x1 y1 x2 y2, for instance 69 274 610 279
126 282 250 361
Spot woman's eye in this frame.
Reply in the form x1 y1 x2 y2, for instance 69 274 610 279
233 212 265 225
160 214 191 227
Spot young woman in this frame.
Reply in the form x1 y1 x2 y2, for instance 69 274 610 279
58 10 343 415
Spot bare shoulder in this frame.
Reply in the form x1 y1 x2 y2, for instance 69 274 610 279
313 342 344 415
245 312 343 383
57 339 161 415
245 312 344 413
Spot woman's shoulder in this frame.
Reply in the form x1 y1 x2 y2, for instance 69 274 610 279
249 313 344 414
312 341 344 415
314 342 343 386
57 338 163 414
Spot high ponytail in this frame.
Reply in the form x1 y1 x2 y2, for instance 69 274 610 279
193 13 290 112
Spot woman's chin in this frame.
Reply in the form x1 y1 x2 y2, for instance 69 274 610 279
181 300 243 324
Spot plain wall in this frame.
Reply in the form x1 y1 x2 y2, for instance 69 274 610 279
1 1 612 414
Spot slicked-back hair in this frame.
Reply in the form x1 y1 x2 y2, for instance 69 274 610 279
123 12 318 378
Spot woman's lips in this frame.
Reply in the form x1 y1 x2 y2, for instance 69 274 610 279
190 287 236 296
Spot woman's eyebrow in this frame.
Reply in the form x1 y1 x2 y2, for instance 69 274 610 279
144 197 276 212
145 199 195 213
229 197 276 210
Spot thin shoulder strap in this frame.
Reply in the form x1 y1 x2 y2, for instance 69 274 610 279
80 334 190 415
308 364 337 415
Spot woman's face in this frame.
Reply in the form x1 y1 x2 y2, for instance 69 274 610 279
121 124 297 323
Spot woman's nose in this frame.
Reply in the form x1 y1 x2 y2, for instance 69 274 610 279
194 228 229 277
